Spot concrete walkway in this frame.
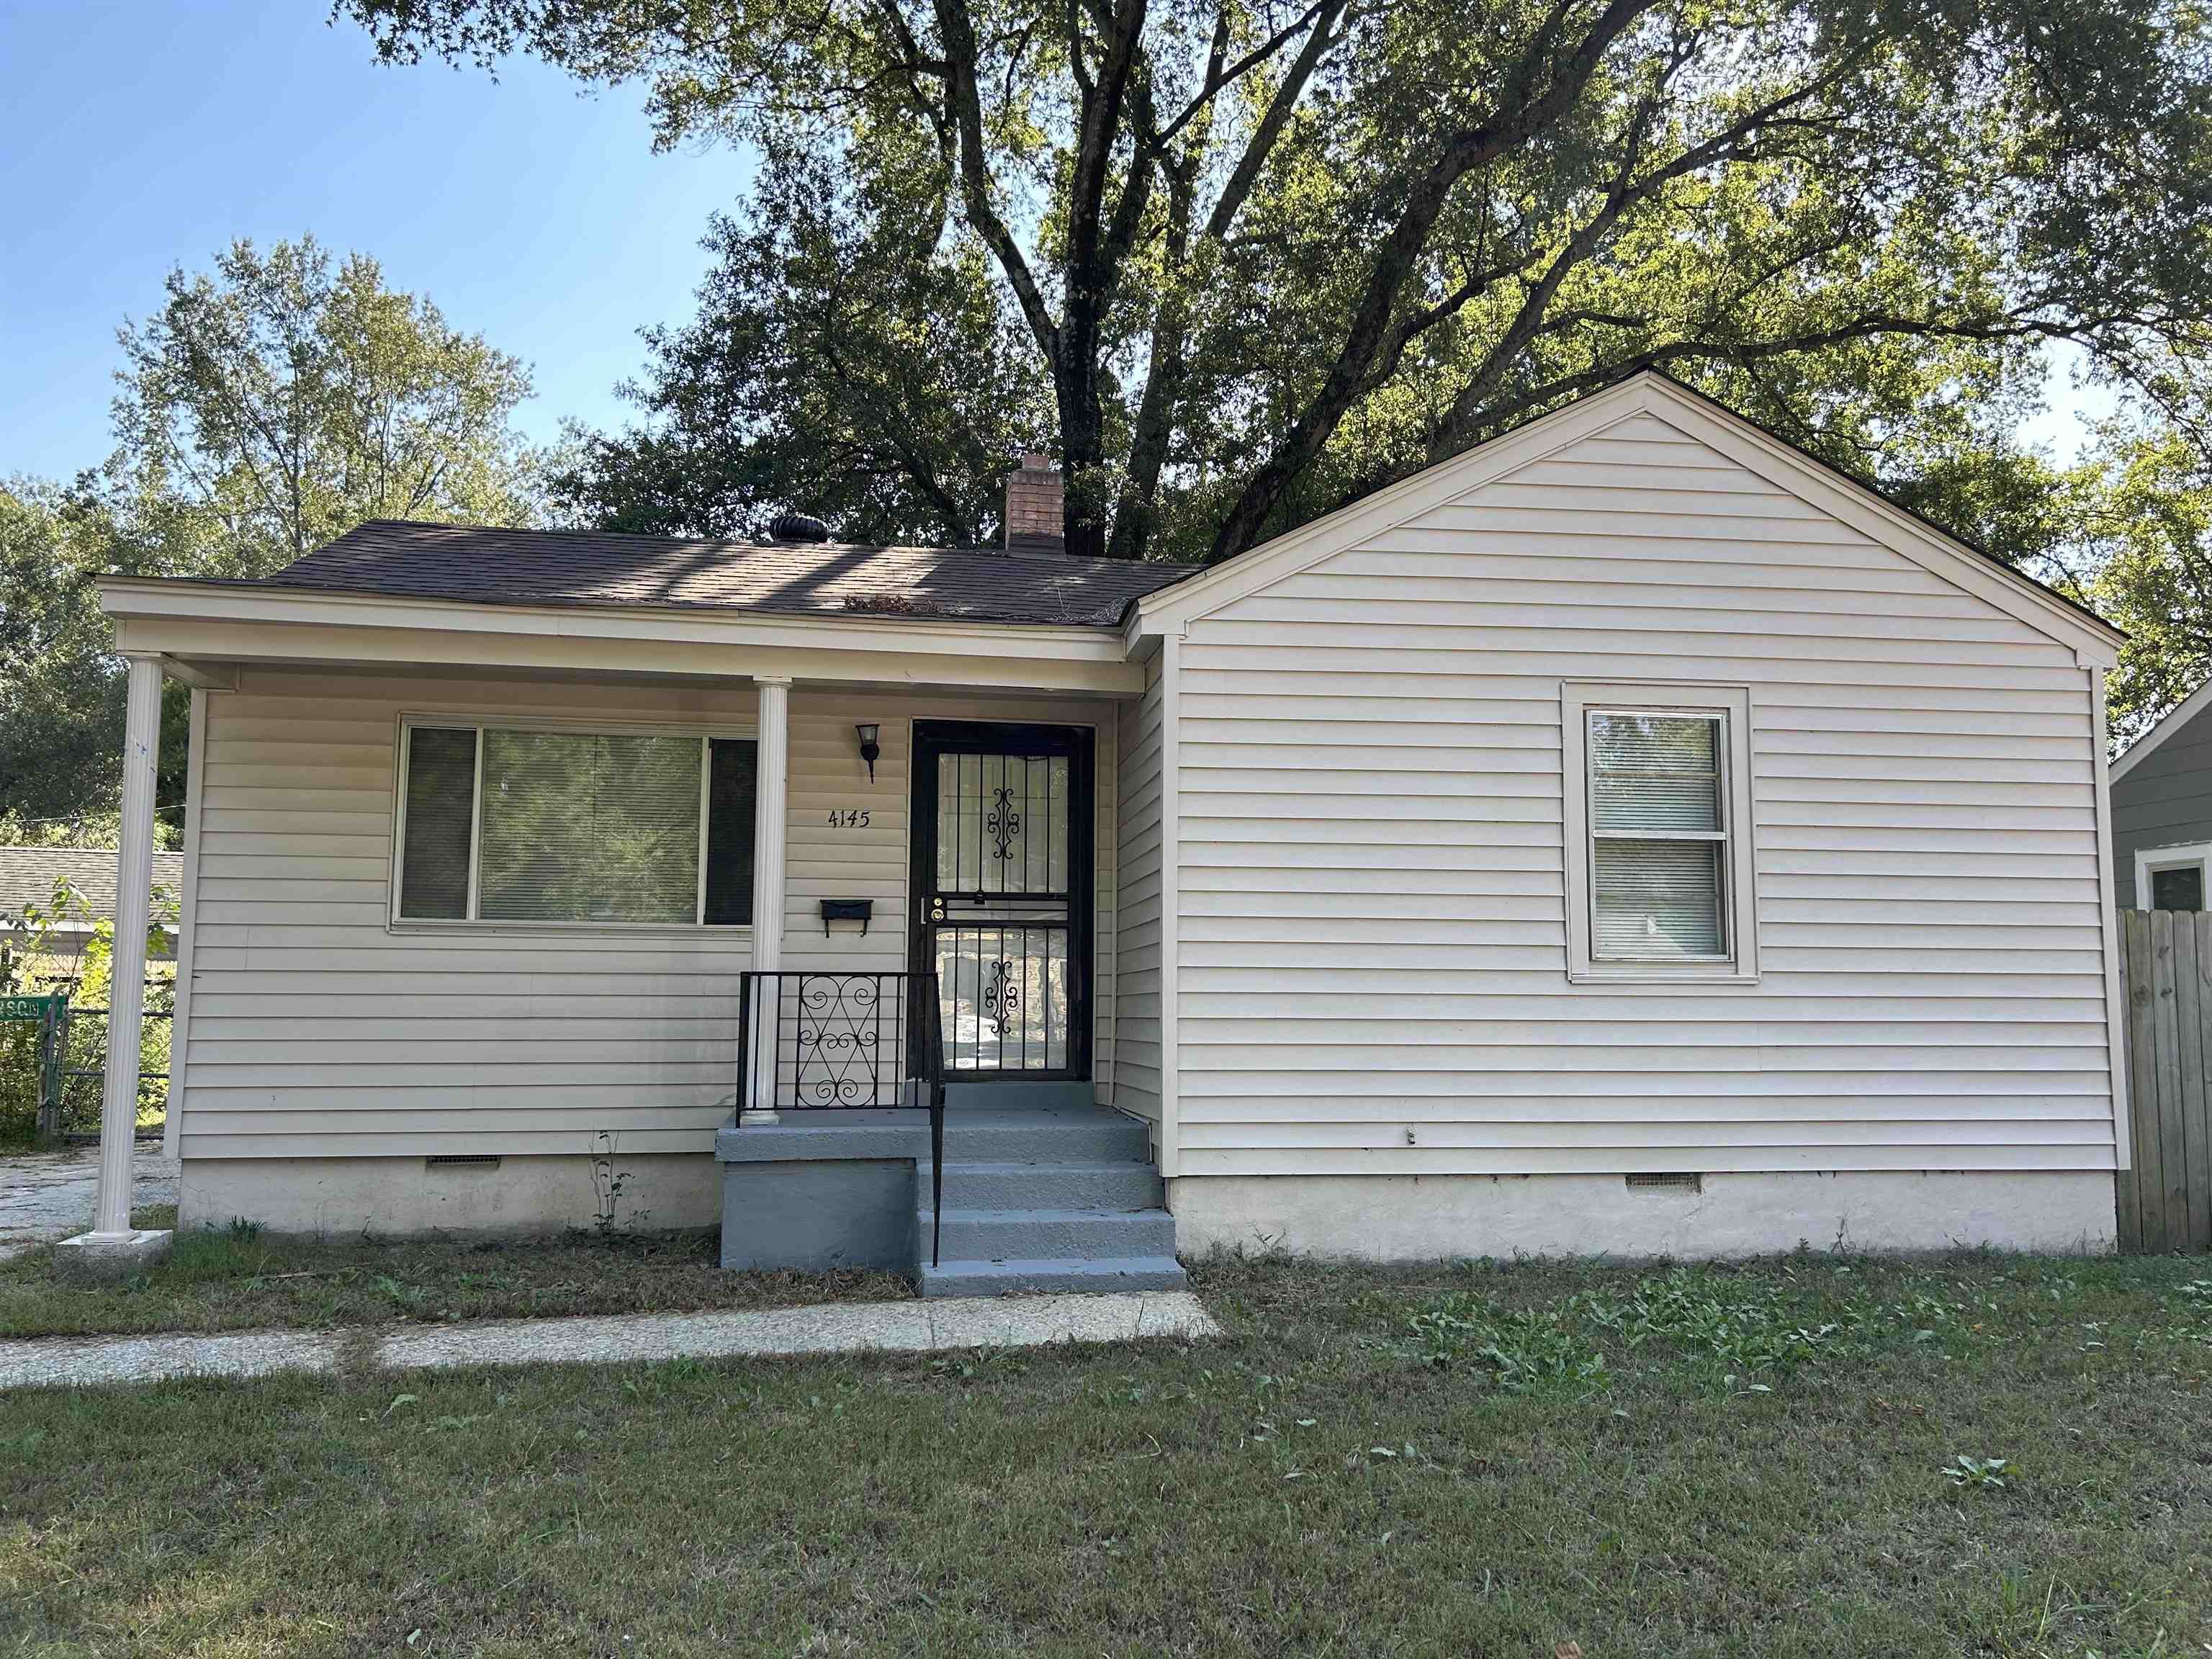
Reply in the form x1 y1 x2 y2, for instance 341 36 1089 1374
0 1143 178 1262
0 1290 1220 1389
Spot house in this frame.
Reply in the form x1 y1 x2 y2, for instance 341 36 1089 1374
2109 676 2212 910
0 846 184 959
82 372 2131 1284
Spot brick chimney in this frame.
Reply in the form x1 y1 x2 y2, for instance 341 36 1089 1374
1003 453 1065 555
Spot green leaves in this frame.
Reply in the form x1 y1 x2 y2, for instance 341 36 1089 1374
6 238 551 832
347 0 2212 573
551 151 1053 545
110 235 544 575
1941 1453 2011 1489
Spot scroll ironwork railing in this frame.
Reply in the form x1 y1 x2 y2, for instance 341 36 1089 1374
736 971 913 1112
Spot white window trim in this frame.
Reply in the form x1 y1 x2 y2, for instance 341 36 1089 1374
390 712 758 936
1561 680 1758 986
2134 840 2212 912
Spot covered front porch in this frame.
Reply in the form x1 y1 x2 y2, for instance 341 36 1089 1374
79 563 1172 1281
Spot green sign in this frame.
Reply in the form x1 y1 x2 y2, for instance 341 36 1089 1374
0 993 66 1023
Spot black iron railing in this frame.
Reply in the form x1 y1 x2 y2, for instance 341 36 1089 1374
737 971 914 1110
734 967 948 1267
914 969 946 1269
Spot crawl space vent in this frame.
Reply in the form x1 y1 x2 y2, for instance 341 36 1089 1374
426 1155 501 1170
1625 1172 1702 1194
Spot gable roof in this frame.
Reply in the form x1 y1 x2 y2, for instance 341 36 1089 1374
2111 675 2212 783
256 520 1192 629
0 848 185 929
1132 370 2125 665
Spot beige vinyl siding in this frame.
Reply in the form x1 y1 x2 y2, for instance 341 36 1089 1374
1114 652 1165 1125
1171 410 2116 1177
178 672 1118 1160
775 688 1118 1103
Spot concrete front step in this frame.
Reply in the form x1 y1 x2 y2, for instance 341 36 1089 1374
907 1093 1182 1298
918 1254 1190 1298
920 1159 1165 1210
941 1080 1100 1112
936 1113 1151 1164
920 1205 1179 1261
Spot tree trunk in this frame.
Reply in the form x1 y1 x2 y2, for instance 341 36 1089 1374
1055 354 1112 559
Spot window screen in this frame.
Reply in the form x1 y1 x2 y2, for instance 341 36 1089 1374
397 727 477 920
1588 711 1727 959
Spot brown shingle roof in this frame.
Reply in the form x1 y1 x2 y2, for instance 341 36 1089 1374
260 520 1194 628
0 848 185 928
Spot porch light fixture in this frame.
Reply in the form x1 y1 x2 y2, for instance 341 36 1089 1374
855 723 881 783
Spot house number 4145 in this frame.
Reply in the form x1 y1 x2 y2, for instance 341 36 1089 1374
826 809 871 828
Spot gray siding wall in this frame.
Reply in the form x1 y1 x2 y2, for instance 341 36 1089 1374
2112 697 2212 907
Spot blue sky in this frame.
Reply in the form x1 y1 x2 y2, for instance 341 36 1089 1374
0 1 2115 485
1 0 754 481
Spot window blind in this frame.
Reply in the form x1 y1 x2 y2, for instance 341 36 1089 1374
476 731 703 923
1588 711 1727 958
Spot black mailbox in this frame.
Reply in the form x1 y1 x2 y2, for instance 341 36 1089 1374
819 899 874 937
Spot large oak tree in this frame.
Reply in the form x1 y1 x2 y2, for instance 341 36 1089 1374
348 0 2212 562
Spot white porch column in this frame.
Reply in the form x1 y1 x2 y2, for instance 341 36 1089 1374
742 675 791 1125
95 654 163 1236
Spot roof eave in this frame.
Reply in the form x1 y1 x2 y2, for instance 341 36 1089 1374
94 575 1146 696
2111 673 2212 783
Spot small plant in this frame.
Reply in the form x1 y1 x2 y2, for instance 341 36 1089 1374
1405 1295 1609 1392
228 1215 264 1243
588 1130 649 1238
1941 1454 2011 1490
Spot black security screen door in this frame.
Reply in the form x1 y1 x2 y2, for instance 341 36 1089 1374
910 721 1094 1079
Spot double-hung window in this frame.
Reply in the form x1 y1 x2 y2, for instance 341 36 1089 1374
393 720 757 927
1562 683 1757 983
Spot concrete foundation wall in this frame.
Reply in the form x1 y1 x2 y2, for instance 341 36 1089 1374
1167 1170 2118 1259
179 1153 721 1237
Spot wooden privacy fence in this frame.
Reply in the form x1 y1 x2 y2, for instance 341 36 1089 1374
2118 909 2212 1254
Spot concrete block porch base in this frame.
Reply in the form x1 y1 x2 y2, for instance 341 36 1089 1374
717 1090 1187 1294
716 1111 927 1274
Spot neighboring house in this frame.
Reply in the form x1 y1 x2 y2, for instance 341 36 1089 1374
2110 677 2212 910
91 372 2131 1282
0 846 184 959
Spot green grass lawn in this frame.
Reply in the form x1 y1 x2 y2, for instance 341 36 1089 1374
0 1221 909 1339
4 1251 2211 1657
